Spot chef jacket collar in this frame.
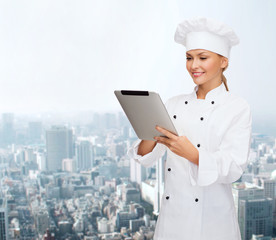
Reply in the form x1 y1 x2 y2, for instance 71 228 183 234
192 82 227 102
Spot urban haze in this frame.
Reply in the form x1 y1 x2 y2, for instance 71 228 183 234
0 0 276 240
0 111 275 240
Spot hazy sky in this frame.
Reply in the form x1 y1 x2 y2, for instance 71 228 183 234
0 0 275 133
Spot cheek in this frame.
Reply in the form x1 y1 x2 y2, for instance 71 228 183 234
186 62 191 71
203 60 219 73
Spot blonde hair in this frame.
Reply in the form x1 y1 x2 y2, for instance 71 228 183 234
222 67 229 91
220 55 229 91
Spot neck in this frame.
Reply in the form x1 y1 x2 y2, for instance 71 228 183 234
196 80 222 99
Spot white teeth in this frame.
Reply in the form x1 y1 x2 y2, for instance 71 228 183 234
193 72 204 76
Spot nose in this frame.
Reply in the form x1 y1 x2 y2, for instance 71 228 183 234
191 59 199 70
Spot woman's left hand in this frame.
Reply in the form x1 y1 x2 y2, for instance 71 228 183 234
154 125 199 165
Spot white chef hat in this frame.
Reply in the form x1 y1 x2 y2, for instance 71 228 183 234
174 17 239 58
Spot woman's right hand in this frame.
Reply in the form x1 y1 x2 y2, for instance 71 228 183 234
137 140 157 156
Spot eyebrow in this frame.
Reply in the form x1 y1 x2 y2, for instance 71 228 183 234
186 52 209 56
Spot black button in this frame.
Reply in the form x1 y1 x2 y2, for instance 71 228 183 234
200 117 204 121
166 196 170 200
185 101 188 104
173 115 177 119
168 168 171 171
211 101 215 104
195 198 199 202
197 144 200 148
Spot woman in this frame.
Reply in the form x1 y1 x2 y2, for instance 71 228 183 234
128 17 252 240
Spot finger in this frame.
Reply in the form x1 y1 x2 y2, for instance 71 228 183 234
156 139 170 148
154 136 172 146
156 126 178 140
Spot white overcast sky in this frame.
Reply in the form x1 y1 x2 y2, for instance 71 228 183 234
0 0 275 133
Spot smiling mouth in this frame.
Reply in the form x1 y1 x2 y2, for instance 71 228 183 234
192 72 204 77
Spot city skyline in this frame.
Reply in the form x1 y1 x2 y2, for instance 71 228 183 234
0 109 276 138
0 110 275 239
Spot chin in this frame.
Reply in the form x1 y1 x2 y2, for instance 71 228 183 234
193 79 206 85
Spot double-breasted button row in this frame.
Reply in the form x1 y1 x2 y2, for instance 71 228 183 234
166 167 172 200
165 196 198 203
172 100 189 119
179 100 213 104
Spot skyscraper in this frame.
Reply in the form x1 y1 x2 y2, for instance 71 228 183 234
130 158 147 184
232 183 274 240
239 198 273 240
0 198 8 240
263 177 276 233
1 113 14 147
46 126 73 172
232 183 265 215
35 211 49 235
75 140 94 171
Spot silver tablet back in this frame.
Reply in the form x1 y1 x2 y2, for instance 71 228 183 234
114 90 178 141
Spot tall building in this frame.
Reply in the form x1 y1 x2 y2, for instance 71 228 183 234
232 183 274 240
253 173 276 233
262 176 276 232
46 126 73 172
0 198 8 240
35 211 49 235
264 179 276 206
75 140 94 171
97 217 113 233
37 152 47 171
116 212 138 231
232 183 265 215
239 198 273 240
1 113 14 147
130 158 147 185
24 147 37 163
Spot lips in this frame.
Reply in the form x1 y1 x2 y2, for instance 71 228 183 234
192 72 204 77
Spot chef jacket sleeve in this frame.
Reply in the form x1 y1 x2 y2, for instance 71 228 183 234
127 139 167 168
188 101 252 187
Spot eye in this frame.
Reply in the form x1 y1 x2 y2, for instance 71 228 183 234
200 57 207 60
186 57 192 60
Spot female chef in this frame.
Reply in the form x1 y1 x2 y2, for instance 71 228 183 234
128 17 252 240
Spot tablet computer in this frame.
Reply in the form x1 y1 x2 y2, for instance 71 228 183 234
114 90 178 141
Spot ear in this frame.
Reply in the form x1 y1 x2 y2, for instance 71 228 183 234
220 57 228 69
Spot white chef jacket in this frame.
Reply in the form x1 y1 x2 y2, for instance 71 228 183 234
128 82 252 240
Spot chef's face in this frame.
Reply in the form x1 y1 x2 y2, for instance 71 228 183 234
186 49 228 86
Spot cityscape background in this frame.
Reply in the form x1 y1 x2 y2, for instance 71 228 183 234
0 112 275 240
0 0 276 240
